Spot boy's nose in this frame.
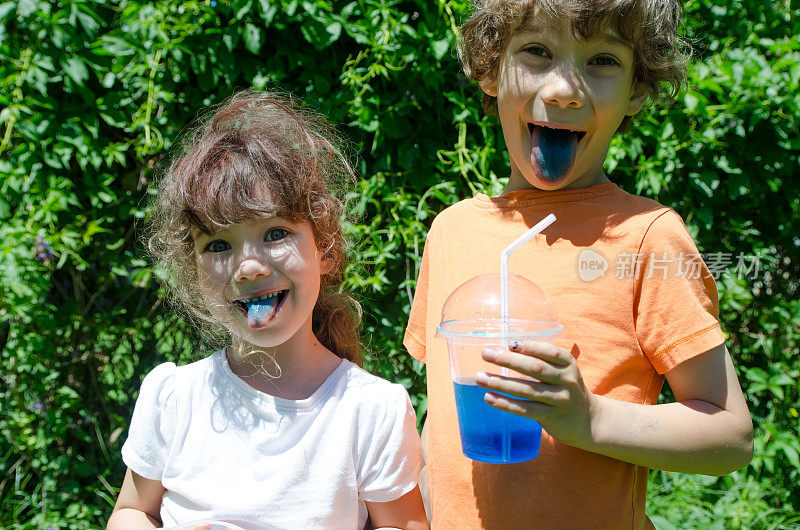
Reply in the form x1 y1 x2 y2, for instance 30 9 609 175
540 64 584 109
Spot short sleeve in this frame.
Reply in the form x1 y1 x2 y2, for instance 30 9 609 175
404 235 431 363
634 210 725 374
357 385 423 503
121 362 177 481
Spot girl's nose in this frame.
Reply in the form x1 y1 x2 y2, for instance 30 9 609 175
540 63 585 109
234 257 272 282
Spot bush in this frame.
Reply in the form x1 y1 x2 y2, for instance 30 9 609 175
1 0 797 527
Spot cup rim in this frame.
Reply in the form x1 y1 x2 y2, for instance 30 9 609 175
436 317 562 341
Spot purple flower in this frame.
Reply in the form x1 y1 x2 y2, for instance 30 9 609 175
34 236 54 264
30 401 44 412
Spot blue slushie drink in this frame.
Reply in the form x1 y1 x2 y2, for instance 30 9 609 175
437 274 561 464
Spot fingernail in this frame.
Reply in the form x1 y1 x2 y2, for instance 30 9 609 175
484 393 496 404
483 348 498 361
509 340 521 351
476 372 489 384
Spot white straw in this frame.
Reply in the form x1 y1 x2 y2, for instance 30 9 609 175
500 213 557 361
496 213 555 462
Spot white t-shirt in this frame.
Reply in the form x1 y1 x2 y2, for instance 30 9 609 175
121 350 422 529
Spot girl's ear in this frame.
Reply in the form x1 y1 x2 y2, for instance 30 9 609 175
479 75 498 98
320 253 335 276
625 83 648 116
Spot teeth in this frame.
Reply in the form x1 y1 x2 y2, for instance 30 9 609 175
238 292 282 304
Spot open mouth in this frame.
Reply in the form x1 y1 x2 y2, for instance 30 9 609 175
528 124 585 184
233 290 288 328
528 123 586 142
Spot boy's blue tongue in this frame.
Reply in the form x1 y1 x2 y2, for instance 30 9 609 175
530 126 579 184
246 296 278 328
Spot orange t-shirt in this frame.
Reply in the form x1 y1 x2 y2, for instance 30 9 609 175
404 183 725 529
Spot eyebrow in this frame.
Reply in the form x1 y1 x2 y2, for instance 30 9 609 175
190 228 212 241
591 31 633 50
513 23 633 50
513 21 550 36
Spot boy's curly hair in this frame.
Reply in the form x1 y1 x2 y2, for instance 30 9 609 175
147 90 362 364
459 0 691 118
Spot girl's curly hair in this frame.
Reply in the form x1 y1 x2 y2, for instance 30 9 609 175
147 90 361 364
459 0 691 122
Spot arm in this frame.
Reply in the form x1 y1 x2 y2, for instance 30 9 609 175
366 485 429 530
589 343 753 474
418 420 431 523
107 468 166 529
477 341 753 476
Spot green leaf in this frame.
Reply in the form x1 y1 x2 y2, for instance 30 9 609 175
431 38 449 61
92 36 137 57
781 443 800 470
300 18 342 49
0 2 15 21
683 92 699 112
258 0 278 22
64 56 89 85
57 386 80 400
65 503 81 518
326 21 342 43
234 0 253 19
76 7 101 39
82 220 110 243
17 0 36 17
243 23 263 54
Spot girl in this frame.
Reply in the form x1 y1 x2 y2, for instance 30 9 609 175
108 91 427 530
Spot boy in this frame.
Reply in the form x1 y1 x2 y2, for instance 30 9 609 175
404 0 753 527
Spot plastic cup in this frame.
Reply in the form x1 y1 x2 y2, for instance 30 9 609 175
437 274 562 464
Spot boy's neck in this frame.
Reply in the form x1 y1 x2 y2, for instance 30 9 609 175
501 169 611 195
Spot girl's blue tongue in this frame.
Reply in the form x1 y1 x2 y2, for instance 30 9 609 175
530 126 579 184
246 296 278 328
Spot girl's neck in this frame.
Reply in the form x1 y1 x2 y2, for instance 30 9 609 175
227 324 342 400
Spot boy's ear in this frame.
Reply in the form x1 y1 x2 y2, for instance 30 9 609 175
479 75 498 98
625 83 648 116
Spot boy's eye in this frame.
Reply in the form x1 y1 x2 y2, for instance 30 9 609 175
590 54 621 66
205 240 231 253
524 45 550 58
265 228 289 242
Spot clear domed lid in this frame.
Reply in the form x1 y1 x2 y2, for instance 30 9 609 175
437 273 562 341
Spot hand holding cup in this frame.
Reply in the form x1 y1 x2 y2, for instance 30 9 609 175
477 340 597 449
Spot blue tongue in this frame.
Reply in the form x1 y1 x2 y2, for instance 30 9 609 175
246 296 279 328
531 126 578 184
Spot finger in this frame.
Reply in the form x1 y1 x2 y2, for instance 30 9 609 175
482 348 565 384
484 391 552 419
476 372 564 405
509 340 573 367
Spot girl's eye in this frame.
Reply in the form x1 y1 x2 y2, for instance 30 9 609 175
524 45 550 58
206 240 231 253
590 54 620 66
265 228 289 242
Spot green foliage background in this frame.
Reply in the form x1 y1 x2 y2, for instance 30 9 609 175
1 0 798 527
